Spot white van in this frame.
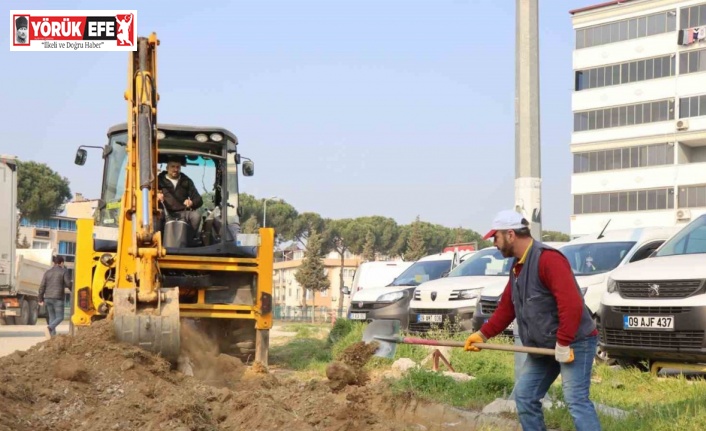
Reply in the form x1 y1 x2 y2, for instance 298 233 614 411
469 231 677 351
408 247 513 333
345 251 460 330
349 261 413 294
600 216 706 367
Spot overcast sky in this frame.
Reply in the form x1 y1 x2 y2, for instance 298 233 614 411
1 0 594 234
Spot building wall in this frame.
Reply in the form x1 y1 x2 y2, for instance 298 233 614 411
273 252 362 318
18 216 77 278
571 0 706 236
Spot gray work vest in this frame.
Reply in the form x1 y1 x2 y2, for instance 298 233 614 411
510 241 596 350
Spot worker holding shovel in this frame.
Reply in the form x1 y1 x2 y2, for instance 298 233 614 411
465 210 601 431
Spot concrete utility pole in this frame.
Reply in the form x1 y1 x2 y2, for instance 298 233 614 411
512 0 542 393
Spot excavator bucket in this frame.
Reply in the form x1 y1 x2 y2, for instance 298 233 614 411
112 287 181 362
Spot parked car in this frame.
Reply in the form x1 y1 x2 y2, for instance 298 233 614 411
409 247 512 333
344 251 462 329
600 216 706 369
349 261 413 294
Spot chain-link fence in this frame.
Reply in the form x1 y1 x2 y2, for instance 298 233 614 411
273 305 350 323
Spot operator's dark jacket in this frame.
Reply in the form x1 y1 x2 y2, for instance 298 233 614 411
157 171 203 213
38 266 72 302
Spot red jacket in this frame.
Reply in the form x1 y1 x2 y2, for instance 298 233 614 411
480 249 598 346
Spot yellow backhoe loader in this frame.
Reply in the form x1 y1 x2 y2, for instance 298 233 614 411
70 33 273 365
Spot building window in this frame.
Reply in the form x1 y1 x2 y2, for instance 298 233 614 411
574 99 675 132
576 10 676 49
19 218 76 231
678 185 706 208
58 241 76 255
573 188 674 214
679 94 706 118
32 241 51 249
679 3 706 30
573 143 674 173
575 55 674 91
679 48 706 75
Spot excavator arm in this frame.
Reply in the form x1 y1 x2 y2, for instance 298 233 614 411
112 33 181 361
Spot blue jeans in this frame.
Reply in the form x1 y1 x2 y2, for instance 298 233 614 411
514 335 601 431
45 298 64 336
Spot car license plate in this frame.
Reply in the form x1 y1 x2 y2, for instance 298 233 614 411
349 313 366 320
623 315 674 330
418 314 443 323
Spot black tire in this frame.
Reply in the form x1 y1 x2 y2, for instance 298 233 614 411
17 299 30 325
27 299 39 325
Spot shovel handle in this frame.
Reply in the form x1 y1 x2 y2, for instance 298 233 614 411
399 336 555 356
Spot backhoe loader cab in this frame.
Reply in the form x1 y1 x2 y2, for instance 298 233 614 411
78 123 254 249
68 32 272 366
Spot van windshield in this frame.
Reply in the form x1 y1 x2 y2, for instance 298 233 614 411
447 248 513 277
655 215 706 257
560 241 635 275
389 260 451 287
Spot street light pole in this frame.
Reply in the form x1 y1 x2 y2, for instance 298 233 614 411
513 0 541 396
263 196 280 228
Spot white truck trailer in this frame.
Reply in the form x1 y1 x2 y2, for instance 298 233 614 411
0 155 53 325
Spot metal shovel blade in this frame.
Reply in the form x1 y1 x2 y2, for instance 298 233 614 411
362 319 400 359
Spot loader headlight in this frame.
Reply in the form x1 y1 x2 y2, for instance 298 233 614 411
99 253 115 267
157 130 166 140
195 133 208 143
209 133 223 142
377 291 405 303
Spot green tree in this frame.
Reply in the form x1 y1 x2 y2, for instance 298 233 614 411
324 218 357 315
293 212 326 249
237 194 299 244
404 216 426 261
16 160 72 221
542 230 570 242
17 234 30 249
242 215 260 234
294 230 330 322
362 230 376 262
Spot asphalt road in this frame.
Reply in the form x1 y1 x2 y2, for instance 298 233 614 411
0 322 70 358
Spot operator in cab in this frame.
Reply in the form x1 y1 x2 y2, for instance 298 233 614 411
157 155 204 236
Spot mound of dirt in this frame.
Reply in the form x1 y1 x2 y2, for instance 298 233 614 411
0 321 463 431
326 341 380 391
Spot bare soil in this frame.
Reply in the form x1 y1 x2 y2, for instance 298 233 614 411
0 320 513 431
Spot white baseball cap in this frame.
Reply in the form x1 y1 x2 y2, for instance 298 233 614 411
483 209 527 240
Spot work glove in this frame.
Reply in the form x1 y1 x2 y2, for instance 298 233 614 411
464 331 487 352
555 343 574 363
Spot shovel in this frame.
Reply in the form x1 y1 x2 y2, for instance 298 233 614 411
361 320 555 359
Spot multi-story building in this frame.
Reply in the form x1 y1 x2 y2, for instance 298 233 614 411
273 245 361 320
570 0 706 237
18 216 77 279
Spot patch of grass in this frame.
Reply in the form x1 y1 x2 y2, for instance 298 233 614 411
269 338 331 371
272 321 706 430
278 323 329 339
391 368 514 410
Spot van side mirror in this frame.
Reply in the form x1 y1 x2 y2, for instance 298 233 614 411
342 286 350 295
242 160 254 176
74 149 87 166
